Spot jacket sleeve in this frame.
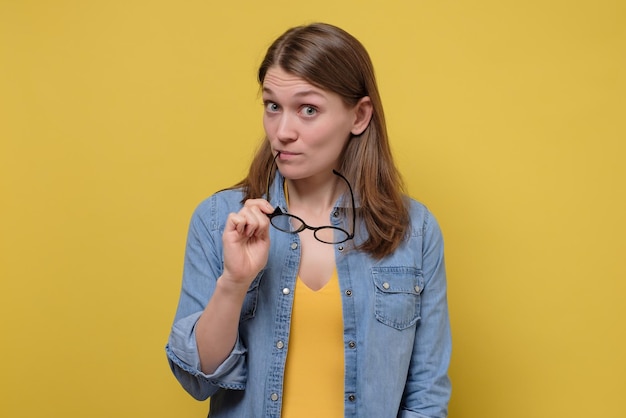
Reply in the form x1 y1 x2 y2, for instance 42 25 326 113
165 196 248 400
400 209 452 417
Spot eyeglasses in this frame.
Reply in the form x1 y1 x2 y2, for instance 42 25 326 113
265 153 355 245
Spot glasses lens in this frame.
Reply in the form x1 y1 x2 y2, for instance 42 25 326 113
314 227 350 245
270 214 305 233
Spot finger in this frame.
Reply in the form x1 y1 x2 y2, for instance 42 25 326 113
226 213 247 236
241 202 272 229
244 198 274 215
234 208 268 238
246 204 271 227
227 211 259 235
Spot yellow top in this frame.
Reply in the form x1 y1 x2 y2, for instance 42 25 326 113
281 268 345 417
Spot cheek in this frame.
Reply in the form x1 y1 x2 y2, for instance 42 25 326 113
315 117 353 144
304 124 333 144
263 115 275 135
306 127 350 154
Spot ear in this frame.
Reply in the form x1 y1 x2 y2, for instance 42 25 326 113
351 96 373 136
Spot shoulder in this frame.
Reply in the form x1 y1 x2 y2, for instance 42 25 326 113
404 196 443 238
190 188 245 231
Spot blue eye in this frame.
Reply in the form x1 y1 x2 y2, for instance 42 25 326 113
265 102 280 112
302 106 317 116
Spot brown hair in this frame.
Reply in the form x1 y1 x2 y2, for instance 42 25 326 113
235 22 409 259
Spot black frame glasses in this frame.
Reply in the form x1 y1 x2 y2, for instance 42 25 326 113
265 153 356 245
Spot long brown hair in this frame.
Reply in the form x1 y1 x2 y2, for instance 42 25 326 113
234 23 409 259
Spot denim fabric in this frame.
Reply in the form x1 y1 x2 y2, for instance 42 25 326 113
166 172 452 418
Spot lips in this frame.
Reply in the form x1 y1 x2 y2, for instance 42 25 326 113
275 151 300 160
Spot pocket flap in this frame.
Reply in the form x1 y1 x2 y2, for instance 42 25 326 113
372 266 423 294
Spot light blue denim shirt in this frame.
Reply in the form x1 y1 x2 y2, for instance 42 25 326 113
166 172 452 418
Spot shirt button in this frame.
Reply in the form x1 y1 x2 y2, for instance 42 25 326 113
282 287 290 295
382 282 390 290
276 341 284 349
290 242 298 250
333 210 339 218
337 245 344 252
270 393 279 401
415 285 420 293
348 394 356 402
348 341 356 349
345 289 352 296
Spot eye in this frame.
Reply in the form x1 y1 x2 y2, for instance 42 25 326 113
301 105 317 117
264 101 280 113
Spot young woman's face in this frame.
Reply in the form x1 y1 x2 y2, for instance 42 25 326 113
262 66 362 181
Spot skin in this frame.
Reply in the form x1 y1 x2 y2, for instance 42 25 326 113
195 66 372 374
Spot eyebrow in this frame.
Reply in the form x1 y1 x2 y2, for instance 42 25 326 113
262 87 326 99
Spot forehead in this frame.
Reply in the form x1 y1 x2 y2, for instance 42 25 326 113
262 66 325 97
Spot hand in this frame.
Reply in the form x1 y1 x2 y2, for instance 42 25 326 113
221 199 274 289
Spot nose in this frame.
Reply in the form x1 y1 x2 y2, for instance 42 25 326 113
275 113 297 142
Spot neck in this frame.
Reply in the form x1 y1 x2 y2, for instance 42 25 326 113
285 174 345 217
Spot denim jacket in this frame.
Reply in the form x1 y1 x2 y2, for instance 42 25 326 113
166 172 452 418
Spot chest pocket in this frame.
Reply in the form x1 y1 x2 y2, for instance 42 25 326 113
372 266 424 330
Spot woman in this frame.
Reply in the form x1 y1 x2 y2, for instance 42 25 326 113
166 22 451 418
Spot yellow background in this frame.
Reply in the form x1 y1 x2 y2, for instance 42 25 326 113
1 1 624 417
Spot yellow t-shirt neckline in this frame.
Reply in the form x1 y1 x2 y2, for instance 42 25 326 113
281 268 345 417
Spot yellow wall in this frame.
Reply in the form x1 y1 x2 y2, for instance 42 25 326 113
1 1 624 417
